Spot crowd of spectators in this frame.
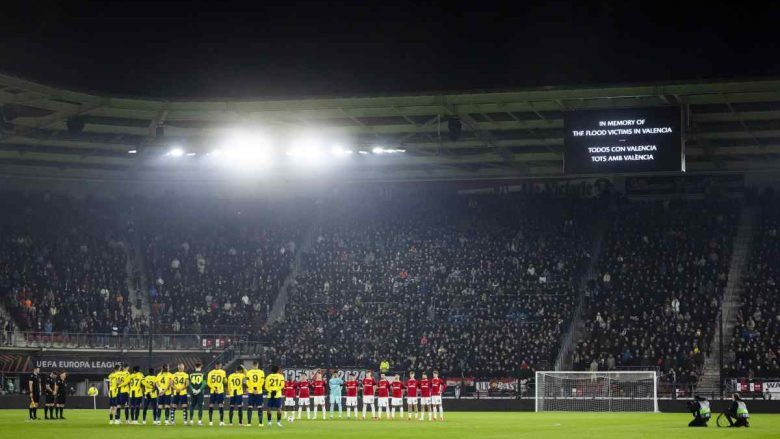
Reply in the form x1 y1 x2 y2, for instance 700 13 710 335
142 197 302 334
574 198 738 385
268 190 593 376
728 194 780 379
8 187 772 382
0 192 132 334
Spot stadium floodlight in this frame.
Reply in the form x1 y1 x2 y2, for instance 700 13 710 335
127 149 137 154
208 149 223 157
167 147 185 157
358 150 369 155
372 146 385 154
535 371 658 412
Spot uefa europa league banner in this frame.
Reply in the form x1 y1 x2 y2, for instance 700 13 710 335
22 353 208 373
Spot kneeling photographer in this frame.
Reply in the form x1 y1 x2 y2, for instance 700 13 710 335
718 393 750 428
687 395 711 427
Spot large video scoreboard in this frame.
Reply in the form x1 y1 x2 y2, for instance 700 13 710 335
563 106 684 175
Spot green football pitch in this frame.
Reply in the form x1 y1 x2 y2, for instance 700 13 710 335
1 410 777 439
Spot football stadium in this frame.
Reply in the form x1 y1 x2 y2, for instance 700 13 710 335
1 2 780 438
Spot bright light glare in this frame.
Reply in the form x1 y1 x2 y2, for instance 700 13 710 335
330 146 353 157
217 131 272 169
127 149 137 154
372 146 405 154
286 138 328 166
168 148 185 157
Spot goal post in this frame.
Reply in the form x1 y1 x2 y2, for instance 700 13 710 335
535 371 658 412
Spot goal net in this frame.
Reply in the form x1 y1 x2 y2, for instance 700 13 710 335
535 371 658 412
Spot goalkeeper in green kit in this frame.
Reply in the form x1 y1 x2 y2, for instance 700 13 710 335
188 362 206 425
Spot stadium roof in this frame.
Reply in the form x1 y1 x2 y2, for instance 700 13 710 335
2 73 780 183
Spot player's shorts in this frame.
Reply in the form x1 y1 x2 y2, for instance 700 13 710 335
284 397 296 407
247 393 263 406
267 397 282 410
131 396 143 406
230 395 243 406
109 396 117 406
173 394 189 405
377 397 389 407
420 397 431 405
346 397 358 407
190 393 204 407
362 395 374 405
407 397 418 405
329 394 341 404
144 395 158 406
431 395 442 405
313 395 325 406
30 392 40 406
391 397 403 406
118 392 129 405
298 397 310 406
44 392 55 404
209 393 224 405
158 394 172 405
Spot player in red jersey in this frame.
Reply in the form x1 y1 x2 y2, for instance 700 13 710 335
311 372 327 420
283 379 297 422
430 370 445 421
296 373 311 420
390 374 404 419
377 373 391 420
405 371 419 420
361 370 376 420
344 372 359 419
418 372 432 421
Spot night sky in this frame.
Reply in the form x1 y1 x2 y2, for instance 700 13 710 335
1 0 778 98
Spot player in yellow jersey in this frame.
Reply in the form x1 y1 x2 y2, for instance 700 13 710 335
245 360 266 427
226 366 246 426
170 363 189 425
128 366 144 424
156 364 173 425
107 364 121 424
265 365 285 427
112 364 130 424
141 368 160 425
206 360 227 426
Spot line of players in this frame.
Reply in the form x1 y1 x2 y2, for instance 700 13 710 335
105 360 445 427
282 370 446 421
106 360 286 427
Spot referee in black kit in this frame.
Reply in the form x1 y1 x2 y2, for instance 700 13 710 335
27 366 43 420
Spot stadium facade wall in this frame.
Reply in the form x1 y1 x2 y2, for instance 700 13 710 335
1 396 779 413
